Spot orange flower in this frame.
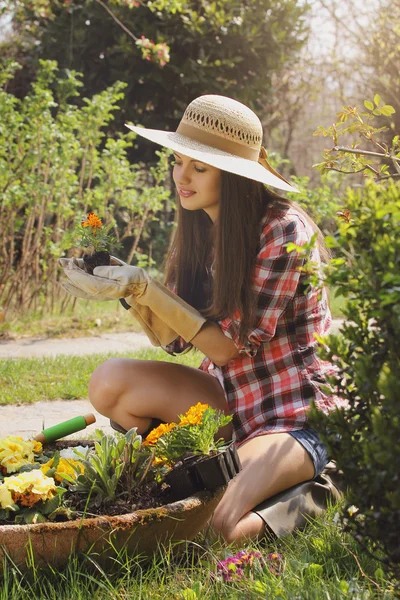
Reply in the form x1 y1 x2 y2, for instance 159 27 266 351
143 422 176 446
179 403 209 426
81 212 103 229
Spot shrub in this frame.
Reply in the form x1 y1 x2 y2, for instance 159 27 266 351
0 59 172 316
311 180 400 576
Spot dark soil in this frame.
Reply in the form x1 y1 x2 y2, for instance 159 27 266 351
64 481 169 519
83 250 111 275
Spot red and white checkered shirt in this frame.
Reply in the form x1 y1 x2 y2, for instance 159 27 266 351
165 203 343 445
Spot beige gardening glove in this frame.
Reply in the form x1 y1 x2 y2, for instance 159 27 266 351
58 258 206 345
59 256 178 345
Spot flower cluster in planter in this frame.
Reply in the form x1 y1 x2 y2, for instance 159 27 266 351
0 404 239 525
144 402 231 461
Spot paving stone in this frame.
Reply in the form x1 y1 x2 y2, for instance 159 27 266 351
0 331 153 359
0 399 113 439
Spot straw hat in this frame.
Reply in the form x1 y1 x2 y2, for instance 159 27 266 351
125 95 298 193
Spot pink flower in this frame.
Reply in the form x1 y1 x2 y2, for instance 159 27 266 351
213 549 279 582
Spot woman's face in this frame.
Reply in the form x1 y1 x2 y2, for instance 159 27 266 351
172 152 221 222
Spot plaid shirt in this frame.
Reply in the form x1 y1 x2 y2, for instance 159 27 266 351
165 203 343 445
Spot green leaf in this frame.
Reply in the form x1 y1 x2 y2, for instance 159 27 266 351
182 590 197 600
380 105 396 117
252 581 268 594
374 567 385 581
285 242 305 254
364 100 374 111
0 508 11 520
325 235 338 248
15 510 47 525
41 492 63 515
374 94 382 107
48 506 76 521
305 563 323 577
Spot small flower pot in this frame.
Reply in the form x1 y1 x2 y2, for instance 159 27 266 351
163 464 200 500
83 250 111 275
227 443 242 476
194 452 231 491
165 443 242 502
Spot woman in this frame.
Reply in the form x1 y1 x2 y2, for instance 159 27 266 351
60 95 342 543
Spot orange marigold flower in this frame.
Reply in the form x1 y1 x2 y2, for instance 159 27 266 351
143 422 176 446
152 456 170 467
179 402 209 426
81 212 103 229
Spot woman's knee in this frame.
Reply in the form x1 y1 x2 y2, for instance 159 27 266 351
88 358 126 413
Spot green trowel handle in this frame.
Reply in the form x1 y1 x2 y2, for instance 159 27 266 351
34 414 96 443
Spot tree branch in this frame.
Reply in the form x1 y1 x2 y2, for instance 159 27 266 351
95 0 138 42
391 155 400 175
332 146 400 163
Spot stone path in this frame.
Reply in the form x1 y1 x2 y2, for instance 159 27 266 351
0 331 153 439
0 321 344 439
0 399 113 440
0 331 153 359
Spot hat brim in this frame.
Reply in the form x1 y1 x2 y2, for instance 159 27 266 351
125 124 298 194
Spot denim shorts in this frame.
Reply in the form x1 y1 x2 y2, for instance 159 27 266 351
289 428 329 477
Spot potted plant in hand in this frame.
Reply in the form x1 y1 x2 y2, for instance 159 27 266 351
78 211 120 274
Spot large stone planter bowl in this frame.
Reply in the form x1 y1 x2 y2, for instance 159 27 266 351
0 488 224 573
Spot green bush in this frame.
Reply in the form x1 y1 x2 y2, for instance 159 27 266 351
312 180 400 576
287 172 344 234
0 59 172 317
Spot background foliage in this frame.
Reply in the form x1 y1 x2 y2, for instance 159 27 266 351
312 181 400 576
0 59 172 315
1 0 310 165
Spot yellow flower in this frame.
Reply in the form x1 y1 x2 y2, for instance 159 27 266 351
0 484 14 510
179 403 209 426
81 212 103 229
0 436 41 474
41 457 84 483
3 470 57 508
32 441 43 454
143 422 176 446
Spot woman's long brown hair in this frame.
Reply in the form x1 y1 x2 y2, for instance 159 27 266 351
165 171 329 344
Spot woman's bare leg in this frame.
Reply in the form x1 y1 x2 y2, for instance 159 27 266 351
88 358 232 439
210 433 315 543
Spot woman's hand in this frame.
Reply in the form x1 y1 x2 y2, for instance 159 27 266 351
59 257 206 344
59 258 150 301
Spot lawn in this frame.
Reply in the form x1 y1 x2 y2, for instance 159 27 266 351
0 348 203 405
0 299 140 340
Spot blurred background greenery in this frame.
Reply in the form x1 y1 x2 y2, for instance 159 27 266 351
0 0 397 330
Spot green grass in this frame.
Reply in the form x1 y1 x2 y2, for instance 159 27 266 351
0 299 141 340
329 288 347 320
0 349 203 405
0 507 396 599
